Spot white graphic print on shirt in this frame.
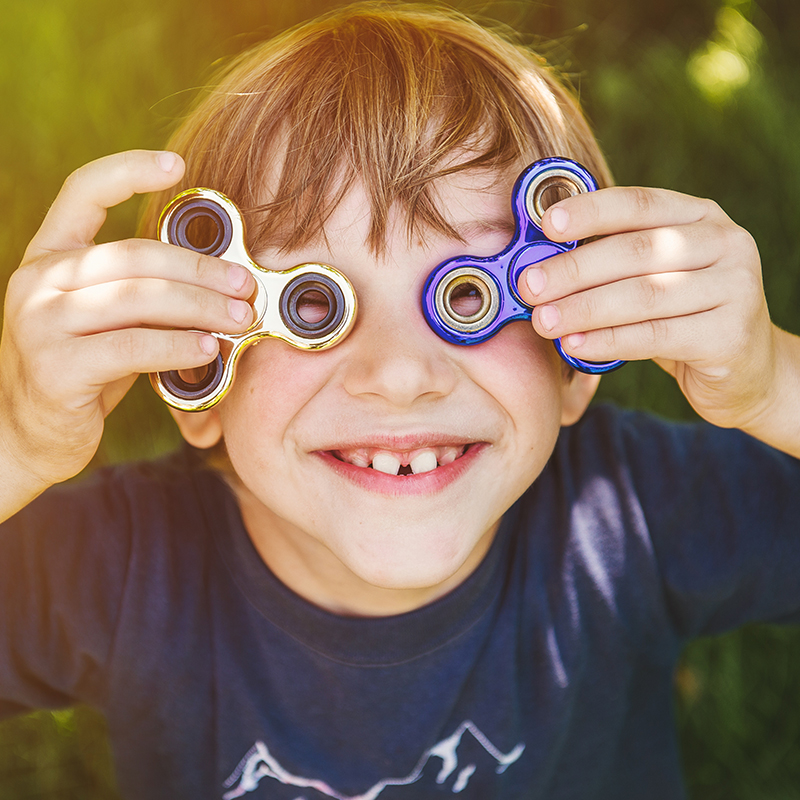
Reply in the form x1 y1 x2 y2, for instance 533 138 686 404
222 720 525 799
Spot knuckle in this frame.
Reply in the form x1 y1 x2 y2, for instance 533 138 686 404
160 331 182 363
574 290 598 325
202 292 221 320
730 223 758 258
165 331 188 364
599 325 618 350
628 187 654 218
585 193 602 225
13 301 40 341
121 149 136 172
625 230 652 263
561 250 583 286
192 251 211 284
6 268 49 328
638 275 665 311
737 262 764 304
641 317 665 348
111 328 139 360
189 283 213 315
110 237 140 262
61 167 84 196
115 277 141 307
177 332 199 361
165 331 202 366
574 192 601 231
701 198 723 219
5 268 27 306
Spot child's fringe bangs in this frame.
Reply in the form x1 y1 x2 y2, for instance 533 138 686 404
141 3 611 255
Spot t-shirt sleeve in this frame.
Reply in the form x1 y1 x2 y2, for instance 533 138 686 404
0 470 133 718
614 408 800 640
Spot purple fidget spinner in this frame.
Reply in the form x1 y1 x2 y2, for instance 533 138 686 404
422 157 624 374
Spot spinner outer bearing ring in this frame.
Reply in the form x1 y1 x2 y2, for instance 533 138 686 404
525 166 593 229
279 273 347 340
164 195 235 258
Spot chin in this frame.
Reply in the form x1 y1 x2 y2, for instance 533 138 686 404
333 522 486 592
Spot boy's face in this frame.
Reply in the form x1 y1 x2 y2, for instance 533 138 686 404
175 167 597 614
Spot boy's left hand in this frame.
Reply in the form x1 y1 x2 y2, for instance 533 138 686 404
517 186 800 449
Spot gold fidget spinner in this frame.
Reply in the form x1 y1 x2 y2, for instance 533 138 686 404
151 188 357 411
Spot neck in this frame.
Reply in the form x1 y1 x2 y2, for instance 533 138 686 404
230 478 496 617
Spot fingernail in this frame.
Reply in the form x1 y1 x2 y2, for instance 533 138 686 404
228 263 249 292
564 332 585 349
200 335 217 355
230 299 251 324
538 304 560 332
157 151 178 172
525 267 546 296
549 206 569 234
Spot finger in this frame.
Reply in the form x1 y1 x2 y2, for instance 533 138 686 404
531 266 727 341
43 238 255 299
71 328 219 387
539 185 725 245
554 306 731 365
56 278 254 336
27 150 185 257
518 218 726 306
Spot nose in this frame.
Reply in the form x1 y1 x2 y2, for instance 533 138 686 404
341 300 458 409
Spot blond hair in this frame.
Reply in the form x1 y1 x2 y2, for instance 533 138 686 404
141 2 610 254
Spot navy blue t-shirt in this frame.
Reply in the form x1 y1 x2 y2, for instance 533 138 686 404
1 405 799 799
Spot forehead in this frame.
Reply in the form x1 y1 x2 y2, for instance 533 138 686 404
254 155 520 260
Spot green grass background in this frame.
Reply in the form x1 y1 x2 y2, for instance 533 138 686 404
1 0 800 796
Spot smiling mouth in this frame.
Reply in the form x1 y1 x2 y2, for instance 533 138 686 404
328 444 470 476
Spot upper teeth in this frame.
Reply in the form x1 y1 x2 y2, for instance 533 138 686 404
372 450 438 476
335 445 465 475
372 453 402 475
410 450 438 474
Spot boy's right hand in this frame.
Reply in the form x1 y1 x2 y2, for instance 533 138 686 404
0 150 255 519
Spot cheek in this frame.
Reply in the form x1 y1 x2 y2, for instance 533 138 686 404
465 323 566 491
218 343 327 448
468 323 564 414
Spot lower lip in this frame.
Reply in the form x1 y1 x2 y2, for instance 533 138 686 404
313 443 488 496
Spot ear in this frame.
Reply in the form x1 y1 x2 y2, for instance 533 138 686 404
168 407 223 449
560 371 600 426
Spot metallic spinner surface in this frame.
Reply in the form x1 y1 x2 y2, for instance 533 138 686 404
151 188 357 411
422 157 625 374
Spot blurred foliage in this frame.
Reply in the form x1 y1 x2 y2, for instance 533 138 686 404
2 0 800 797
0 707 116 799
677 626 800 798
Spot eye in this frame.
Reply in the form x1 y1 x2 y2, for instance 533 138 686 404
294 288 331 324
448 281 486 319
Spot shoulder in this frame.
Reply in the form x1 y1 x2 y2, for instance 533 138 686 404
3 445 233 570
554 403 797 512
509 405 800 643
16 444 220 516
556 402 703 463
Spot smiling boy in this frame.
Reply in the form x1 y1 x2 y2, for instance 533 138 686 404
2 4 800 799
